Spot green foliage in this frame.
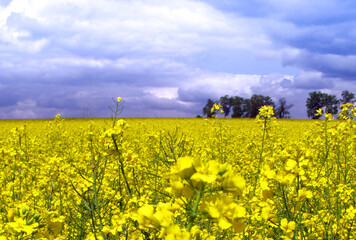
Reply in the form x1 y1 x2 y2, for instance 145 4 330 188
231 96 245 118
341 90 355 105
202 99 215 118
306 91 349 119
203 94 277 118
245 94 275 118
306 91 327 119
219 95 234 117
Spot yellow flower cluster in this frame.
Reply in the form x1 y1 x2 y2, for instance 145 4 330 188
0 103 355 239
210 103 224 117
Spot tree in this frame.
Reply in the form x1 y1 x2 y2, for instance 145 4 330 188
231 96 245 118
306 91 339 119
245 94 275 118
242 98 251 118
306 91 325 119
275 98 293 118
219 95 233 117
322 94 339 115
202 99 215 118
340 90 355 104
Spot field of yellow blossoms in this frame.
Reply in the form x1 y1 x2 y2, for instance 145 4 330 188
0 100 355 239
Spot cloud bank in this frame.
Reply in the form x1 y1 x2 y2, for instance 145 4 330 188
0 0 355 119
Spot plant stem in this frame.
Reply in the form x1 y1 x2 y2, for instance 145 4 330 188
252 118 267 197
186 185 204 232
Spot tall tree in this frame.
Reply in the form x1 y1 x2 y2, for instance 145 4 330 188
242 98 251 118
202 99 215 118
306 91 325 119
322 94 339 115
306 91 339 118
231 96 245 118
340 90 355 104
246 94 275 118
275 98 293 118
219 95 233 117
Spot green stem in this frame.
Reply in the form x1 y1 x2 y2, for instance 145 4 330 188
48 175 54 210
112 135 132 195
252 118 267 197
186 185 204 232
281 185 291 220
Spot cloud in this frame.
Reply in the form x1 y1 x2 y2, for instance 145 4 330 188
202 1 356 81
0 0 356 119
283 51 356 80
178 72 261 102
1 0 248 57
1 0 265 118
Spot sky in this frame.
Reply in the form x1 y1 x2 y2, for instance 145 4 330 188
0 0 355 119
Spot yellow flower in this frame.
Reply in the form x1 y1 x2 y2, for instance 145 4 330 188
218 216 232 229
222 173 245 196
346 206 356 220
261 178 274 200
7 208 16 221
165 224 190 240
258 105 274 118
261 205 272 220
276 172 295 186
167 178 194 198
315 108 323 116
324 113 333 120
137 204 159 229
7 218 39 235
280 218 296 239
153 204 174 228
285 159 297 171
201 194 246 232
211 103 221 113
117 97 122 102
298 188 313 201
43 211 65 237
262 164 276 179
168 157 195 179
190 160 220 184
190 226 202 238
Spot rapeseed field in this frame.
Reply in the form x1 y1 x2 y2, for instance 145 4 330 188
0 100 355 239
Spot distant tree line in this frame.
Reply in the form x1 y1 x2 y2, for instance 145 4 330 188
306 90 355 119
202 94 293 118
202 90 355 119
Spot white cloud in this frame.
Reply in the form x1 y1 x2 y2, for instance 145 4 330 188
0 0 272 58
9 99 38 119
144 87 178 99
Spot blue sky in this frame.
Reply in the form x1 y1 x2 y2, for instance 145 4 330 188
0 0 355 118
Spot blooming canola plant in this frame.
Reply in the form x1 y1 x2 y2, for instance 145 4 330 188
0 100 355 239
